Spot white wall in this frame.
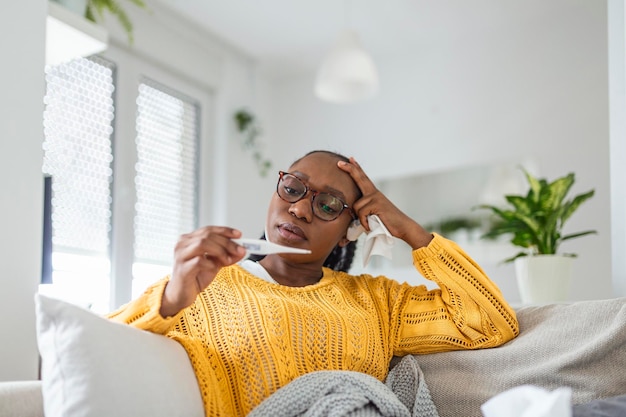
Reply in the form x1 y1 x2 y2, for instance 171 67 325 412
609 0 626 297
0 1 46 380
266 2 613 302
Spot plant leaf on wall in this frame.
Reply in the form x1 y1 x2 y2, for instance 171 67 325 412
234 109 272 177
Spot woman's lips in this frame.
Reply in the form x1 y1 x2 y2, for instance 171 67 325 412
278 223 306 241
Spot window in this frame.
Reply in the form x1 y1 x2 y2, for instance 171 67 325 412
41 56 116 312
41 51 211 312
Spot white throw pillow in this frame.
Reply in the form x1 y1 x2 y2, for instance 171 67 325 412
35 294 204 417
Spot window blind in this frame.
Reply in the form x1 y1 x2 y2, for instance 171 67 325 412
42 56 116 311
133 78 200 267
42 56 115 262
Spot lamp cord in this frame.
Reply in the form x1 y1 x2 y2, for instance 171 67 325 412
344 0 352 30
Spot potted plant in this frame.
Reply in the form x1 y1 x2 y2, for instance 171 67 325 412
477 169 596 304
51 0 145 44
85 0 147 44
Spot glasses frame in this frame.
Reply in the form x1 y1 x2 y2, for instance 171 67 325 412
276 171 356 221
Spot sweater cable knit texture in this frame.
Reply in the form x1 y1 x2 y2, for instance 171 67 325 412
108 234 519 416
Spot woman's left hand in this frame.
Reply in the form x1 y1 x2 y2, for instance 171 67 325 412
338 157 433 249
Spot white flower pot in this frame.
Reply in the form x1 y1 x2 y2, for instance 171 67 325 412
514 255 573 305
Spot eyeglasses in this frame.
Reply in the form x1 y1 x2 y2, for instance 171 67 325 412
276 171 355 221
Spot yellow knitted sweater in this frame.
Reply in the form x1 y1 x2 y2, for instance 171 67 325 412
108 234 519 416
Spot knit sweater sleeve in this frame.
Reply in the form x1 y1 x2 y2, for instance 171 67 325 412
391 233 519 355
106 276 182 335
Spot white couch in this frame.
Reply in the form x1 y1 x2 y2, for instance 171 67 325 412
1 294 625 417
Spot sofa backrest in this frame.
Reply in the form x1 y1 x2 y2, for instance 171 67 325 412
0 381 43 417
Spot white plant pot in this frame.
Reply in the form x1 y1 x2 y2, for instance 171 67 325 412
514 255 573 305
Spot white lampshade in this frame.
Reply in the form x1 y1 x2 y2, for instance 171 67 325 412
315 29 379 103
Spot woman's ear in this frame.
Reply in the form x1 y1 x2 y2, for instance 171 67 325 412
338 235 351 248
340 219 361 247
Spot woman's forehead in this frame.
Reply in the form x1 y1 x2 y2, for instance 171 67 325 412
289 153 359 199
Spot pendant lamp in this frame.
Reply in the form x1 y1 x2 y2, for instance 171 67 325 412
314 29 379 103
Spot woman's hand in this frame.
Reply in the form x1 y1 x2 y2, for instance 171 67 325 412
160 226 247 318
338 157 433 250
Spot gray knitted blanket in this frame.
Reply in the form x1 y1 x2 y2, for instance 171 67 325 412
248 355 439 417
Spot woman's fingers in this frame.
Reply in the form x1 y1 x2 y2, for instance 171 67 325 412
338 158 418 238
337 157 378 196
338 158 383 231
161 226 246 317
175 228 245 270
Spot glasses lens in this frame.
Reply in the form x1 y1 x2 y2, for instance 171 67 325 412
313 193 345 221
278 174 306 202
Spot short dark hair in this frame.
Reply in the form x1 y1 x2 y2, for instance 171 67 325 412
291 149 351 165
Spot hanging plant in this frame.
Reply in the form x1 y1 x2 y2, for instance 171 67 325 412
85 0 147 44
234 109 272 177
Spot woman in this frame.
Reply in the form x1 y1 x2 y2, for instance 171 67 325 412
109 150 519 416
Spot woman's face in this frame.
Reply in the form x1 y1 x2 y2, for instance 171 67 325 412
265 152 360 262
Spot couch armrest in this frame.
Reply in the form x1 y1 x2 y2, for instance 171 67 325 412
0 381 43 417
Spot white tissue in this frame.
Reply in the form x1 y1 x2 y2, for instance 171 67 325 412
481 385 572 417
346 214 394 267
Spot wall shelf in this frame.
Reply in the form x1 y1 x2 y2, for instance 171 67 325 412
46 1 108 66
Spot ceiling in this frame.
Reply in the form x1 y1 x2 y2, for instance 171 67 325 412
164 0 568 77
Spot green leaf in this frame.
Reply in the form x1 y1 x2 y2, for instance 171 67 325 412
233 109 273 178
510 232 534 248
561 189 595 224
503 252 529 264
541 173 574 212
86 0 146 44
481 222 525 240
505 195 533 215
523 169 542 203
110 2 134 44
235 110 254 131
475 205 516 222
561 230 597 241
510 211 541 237
127 0 147 7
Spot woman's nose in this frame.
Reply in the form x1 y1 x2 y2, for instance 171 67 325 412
288 197 313 222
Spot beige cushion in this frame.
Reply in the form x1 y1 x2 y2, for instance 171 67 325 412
414 297 626 417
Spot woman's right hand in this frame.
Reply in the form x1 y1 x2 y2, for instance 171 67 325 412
160 226 247 318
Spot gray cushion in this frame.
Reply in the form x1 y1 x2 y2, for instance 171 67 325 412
413 297 626 417
573 395 626 417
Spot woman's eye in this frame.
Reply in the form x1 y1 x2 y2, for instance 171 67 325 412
284 186 301 196
319 201 338 214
